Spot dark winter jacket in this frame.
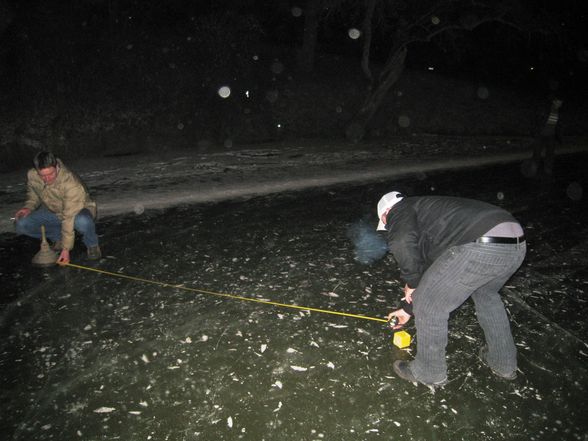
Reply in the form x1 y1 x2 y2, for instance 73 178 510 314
384 196 519 289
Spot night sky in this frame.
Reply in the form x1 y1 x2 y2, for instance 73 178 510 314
1 0 587 159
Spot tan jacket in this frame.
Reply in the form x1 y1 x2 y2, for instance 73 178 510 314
24 159 97 250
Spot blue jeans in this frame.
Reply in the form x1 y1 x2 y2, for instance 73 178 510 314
15 207 99 248
409 241 526 383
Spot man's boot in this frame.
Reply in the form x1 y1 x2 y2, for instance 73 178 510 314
87 245 102 260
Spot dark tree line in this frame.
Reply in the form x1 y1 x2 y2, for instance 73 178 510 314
293 0 581 140
0 0 584 142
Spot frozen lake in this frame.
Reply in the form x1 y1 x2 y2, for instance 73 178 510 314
1 155 587 441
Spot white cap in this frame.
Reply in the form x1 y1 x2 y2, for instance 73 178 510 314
376 191 404 231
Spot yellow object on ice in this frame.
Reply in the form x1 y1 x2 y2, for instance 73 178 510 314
393 330 412 348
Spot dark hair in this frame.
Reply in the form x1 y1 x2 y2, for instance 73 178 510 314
33 151 58 170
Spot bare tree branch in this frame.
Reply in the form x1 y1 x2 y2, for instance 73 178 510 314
361 0 379 82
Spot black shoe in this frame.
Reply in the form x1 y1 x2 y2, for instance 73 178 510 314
478 346 517 380
87 245 102 260
392 360 447 387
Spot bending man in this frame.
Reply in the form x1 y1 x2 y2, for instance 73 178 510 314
377 191 525 386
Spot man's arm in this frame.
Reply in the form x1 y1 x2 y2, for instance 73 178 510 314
59 183 88 251
23 170 42 211
388 209 424 288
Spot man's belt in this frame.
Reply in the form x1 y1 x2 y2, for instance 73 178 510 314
475 235 526 244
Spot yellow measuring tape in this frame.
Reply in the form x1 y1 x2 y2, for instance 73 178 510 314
65 263 388 325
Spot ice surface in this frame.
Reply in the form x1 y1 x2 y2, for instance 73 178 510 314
1 153 587 440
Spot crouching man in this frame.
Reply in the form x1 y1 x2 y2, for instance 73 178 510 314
14 151 101 265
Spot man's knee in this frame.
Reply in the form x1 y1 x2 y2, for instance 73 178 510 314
74 210 95 232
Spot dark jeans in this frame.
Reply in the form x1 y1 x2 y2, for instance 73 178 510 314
531 136 556 175
15 207 99 248
409 241 526 383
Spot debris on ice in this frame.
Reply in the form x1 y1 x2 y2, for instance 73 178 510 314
290 366 308 371
93 407 115 413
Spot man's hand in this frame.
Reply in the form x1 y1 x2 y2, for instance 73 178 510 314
57 249 70 266
386 308 412 330
403 284 415 304
15 208 31 220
